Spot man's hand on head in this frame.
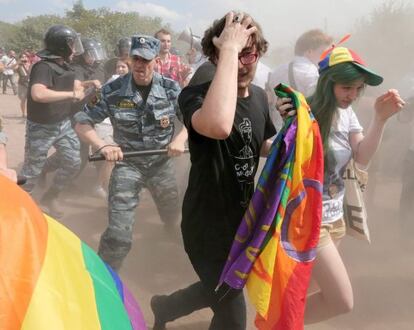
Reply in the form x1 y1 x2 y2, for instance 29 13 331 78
212 12 257 54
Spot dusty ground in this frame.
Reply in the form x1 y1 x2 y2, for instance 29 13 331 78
1 90 413 330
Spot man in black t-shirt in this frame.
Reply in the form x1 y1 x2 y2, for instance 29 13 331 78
150 12 276 330
20 25 85 217
40 37 107 179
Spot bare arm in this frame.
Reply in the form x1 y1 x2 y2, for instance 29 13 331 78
191 12 257 139
75 79 102 89
75 123 123 161
31 83 85 103
351 89 405 166
260 139 273 157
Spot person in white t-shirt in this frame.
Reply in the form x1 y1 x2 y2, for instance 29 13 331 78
1 50 18 95
268 29 332 129
278 46 405 323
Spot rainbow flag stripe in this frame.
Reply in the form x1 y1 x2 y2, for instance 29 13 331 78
219 84 323 329
0 175 146 330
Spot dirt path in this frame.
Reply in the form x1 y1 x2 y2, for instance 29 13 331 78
1 91 413 329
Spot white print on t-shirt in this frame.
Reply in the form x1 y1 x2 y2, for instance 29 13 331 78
322 107 363 223
233 118 256 207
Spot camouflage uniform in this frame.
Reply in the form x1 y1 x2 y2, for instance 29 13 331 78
20 57 81 196
21 119 80 193
74 71 181 270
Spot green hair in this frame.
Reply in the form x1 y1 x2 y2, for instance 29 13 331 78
309 62 367 149
308 62 367 172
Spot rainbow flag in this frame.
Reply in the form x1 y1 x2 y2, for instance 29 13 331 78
218 84 323 329
0 175 147 330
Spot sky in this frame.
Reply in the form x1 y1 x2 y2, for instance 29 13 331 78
0 0 396 48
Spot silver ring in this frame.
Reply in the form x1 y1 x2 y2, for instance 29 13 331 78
233 15 242 23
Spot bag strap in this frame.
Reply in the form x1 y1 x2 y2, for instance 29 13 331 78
350 159 368 190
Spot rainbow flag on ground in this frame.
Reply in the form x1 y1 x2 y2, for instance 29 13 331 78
218 84 324 329
0 175 147 330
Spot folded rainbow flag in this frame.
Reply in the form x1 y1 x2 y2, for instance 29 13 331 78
0 175 147 330
218 84 323 329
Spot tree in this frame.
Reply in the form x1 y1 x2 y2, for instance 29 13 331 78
0 21 19 51
0 1 167 55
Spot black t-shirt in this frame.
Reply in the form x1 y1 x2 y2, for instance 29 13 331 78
179 82 276 261
132 81 152 104
27 60 75 124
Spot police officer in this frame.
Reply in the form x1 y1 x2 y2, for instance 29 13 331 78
72 37 106 86
20 24 85 217
41 37 107 178
104 37 131 81
74 35 188 271
0 117 17 182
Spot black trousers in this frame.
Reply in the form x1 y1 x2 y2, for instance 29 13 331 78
158 256 246 330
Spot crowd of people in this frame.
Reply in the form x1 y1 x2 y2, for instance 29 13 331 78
0 9 409 330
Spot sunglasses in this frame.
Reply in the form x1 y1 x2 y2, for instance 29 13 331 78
238 52 258 65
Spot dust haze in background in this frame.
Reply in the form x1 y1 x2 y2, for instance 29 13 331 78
1 0 413 328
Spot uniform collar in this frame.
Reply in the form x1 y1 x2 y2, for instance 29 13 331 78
119 73 135 97
149 72 166 99
119 72 166 101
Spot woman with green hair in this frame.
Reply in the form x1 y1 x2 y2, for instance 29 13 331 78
278 46 405 323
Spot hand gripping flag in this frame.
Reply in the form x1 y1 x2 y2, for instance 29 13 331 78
218 83 324 330
0 175 147 330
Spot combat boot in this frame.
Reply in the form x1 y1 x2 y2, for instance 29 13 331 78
40 188 64 218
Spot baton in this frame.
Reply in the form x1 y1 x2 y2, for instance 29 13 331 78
88 148 189 162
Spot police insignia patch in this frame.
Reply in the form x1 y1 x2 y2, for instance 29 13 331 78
160 115 170 128
118 100 136 109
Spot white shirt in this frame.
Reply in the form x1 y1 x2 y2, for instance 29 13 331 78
322 106 363 223
268 56 319 98
1 55 17 75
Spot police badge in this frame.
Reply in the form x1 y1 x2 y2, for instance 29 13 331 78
160 115 170 128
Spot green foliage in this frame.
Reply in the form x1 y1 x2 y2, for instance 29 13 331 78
13 15 65 52
0 21 20 50
0 0 166 55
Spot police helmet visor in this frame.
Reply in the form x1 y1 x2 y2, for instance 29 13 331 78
70 34 84 56
84 47 107 62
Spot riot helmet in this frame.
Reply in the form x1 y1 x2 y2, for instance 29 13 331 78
38 25 83 60
115 37 132 58
81 38 107 63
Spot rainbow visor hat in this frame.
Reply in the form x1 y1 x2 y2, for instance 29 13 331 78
318 46 383 86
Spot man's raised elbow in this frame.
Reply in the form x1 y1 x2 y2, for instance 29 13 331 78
214 125 232 139
31 90 44 102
